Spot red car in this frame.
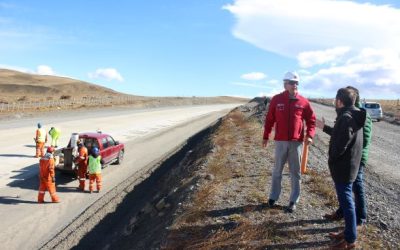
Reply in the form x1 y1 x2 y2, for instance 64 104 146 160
56 131 125 172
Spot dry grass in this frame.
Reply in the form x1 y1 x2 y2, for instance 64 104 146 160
177 110 246 224
305 169 338 207
186 219 277 250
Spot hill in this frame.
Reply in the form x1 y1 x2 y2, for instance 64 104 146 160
0 69 126 103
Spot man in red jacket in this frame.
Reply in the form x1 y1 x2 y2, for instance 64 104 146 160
263 71 316 213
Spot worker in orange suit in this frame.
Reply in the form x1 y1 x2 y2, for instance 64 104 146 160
38 147 60 203
88 147 104 193
75 139 89 191
35 123 48 158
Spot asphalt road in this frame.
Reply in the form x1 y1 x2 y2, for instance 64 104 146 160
312 102 400 181
0 104 239 250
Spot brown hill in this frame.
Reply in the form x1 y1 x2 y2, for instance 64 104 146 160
0 69 127 102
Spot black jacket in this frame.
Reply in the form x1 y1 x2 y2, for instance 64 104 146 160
323 106 366 183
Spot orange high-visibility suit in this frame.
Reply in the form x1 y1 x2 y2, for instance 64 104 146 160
76 145 89 191
38 154 60 203
35 128 48 158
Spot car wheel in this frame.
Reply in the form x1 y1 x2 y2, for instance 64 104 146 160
116 150 124 164
377 119 380 122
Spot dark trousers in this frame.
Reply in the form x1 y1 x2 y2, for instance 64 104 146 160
335 181 357 244
336 164 367 225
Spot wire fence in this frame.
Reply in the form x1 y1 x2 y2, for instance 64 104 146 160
0 96 218 113
0 96 142 113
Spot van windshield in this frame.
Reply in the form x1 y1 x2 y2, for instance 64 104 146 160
365 103 380 109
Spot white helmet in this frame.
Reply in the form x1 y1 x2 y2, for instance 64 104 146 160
283 71 299 82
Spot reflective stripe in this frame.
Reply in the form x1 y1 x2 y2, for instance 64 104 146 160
79 178 86 181
39 191 45 194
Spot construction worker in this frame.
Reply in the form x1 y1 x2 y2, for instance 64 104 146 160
35 123 48 158
88 147 104 193
38 147 60 203
48 127 61 148
75 139 88 191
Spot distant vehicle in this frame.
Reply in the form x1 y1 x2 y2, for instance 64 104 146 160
362 102 383 121
56 131 124 172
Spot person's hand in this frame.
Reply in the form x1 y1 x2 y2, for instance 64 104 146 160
262 139 268 148
305 136 313 145
316 117 325 129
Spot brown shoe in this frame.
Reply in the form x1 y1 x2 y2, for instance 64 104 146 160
324 211 343 221
328 231 345 240
329 239 356 249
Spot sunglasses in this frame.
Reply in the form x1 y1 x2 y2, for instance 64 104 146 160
285 80 298 86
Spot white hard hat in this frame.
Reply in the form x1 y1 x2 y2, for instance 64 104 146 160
283 71 300 82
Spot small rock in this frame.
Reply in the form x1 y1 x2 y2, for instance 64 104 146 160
205 174 215 181
379 220 389 230
141 203 153 214
129 216 138 226
155 198 166 211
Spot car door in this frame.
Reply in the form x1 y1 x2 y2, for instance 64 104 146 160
100 137 112 164
106 136 119 160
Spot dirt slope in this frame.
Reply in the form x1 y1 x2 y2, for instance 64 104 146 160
0 69 125 102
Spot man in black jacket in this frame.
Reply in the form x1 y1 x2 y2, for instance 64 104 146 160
322 88 366 249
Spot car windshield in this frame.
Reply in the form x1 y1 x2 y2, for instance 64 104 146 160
83 138 99 152
365 103 380 109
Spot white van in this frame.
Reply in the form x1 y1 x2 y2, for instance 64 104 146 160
362 102 383 121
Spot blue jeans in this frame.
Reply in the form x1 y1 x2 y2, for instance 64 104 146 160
336 164 367 225
335 182 357 244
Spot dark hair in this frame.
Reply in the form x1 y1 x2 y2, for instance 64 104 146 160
346 86 360 105
336 88 356 107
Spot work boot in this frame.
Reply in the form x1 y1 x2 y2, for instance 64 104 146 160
328 231 345 240
329 239 356 249
284 202 296 213
267 199 275 208
324 211 343 221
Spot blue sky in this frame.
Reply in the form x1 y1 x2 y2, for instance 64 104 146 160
1 0 400 99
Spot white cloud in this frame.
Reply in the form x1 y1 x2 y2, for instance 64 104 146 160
88 68 124 82
36 65 56 75
302 48 400 98
298 47 351 68
224 0 400 97
224 0 400 56
241 72 266 80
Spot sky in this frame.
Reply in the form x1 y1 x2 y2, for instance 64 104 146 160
1 0 400 99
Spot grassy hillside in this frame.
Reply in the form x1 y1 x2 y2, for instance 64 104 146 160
0 69 126 103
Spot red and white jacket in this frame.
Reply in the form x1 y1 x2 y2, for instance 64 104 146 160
263 91 316 142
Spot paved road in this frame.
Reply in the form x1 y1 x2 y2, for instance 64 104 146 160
312 102 400 181
0 104 239 250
